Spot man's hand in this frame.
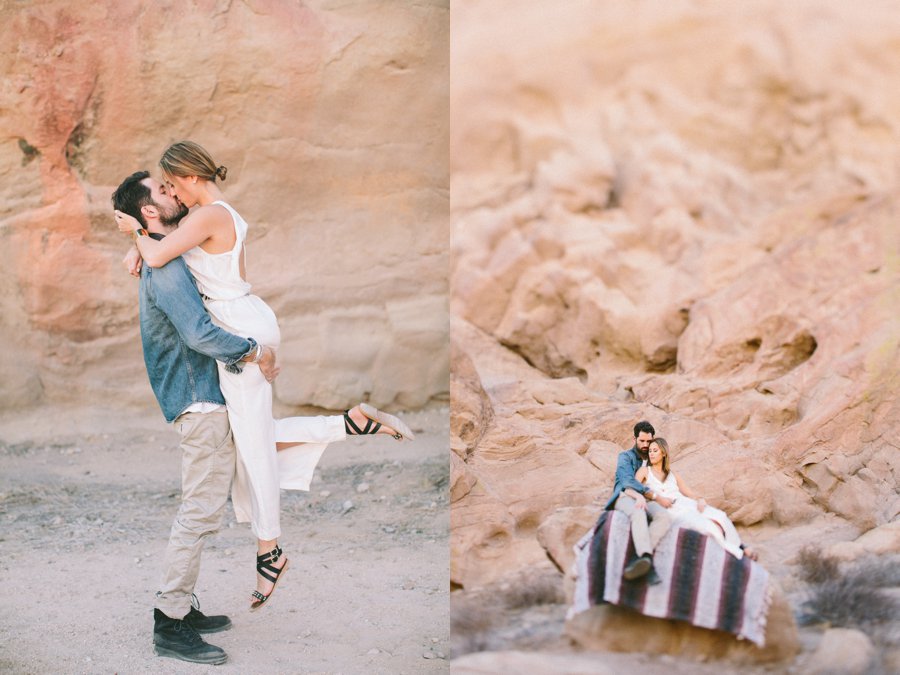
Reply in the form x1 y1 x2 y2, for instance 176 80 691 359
257 345 280 383
122 246 143 277
633 494 647 511
696 498 707 512
655 495 674 509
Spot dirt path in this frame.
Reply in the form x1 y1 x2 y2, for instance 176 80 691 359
0 404 449 674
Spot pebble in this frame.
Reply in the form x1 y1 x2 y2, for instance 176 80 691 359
364 471 374 478
319 490 331 497
366 648 380 655
430 637 439 643
422 652 435 660
341 500 354 514
356 482 370 493
383 526 396 534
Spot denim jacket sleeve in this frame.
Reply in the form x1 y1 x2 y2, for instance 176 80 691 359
146 257 255 371
615 450 649 496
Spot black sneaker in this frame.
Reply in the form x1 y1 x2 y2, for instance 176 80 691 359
153 609 228 665
185 595 232 634
646 566 662 586
623 553 652 580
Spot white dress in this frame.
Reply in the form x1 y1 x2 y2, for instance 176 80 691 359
643 463 745 559
181 200 345 540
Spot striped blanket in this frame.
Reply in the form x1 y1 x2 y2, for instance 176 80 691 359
569 510 771 646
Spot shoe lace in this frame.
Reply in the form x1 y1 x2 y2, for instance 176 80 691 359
174 618 204 645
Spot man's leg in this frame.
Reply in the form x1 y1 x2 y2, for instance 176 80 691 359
157 410 235 618
153 411 234 666
614 494 652 557
646 501 673 551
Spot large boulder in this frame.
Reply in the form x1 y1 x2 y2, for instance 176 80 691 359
802 628 875 675
565 581 799 665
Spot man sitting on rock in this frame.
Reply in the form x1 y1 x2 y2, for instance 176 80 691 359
604 420 673 584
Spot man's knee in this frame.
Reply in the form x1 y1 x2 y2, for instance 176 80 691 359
614 494 636 515
173 502 227 538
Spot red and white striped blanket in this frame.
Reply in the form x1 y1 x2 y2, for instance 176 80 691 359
569 510 771 646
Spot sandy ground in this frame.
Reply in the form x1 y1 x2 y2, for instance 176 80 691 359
0 403 449 675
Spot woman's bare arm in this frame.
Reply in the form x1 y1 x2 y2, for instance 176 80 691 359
115 208 225 267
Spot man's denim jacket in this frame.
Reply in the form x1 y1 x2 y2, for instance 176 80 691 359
139 249 254 423
604 445 650 510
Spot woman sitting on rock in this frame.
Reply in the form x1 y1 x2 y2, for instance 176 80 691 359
626 438 757 561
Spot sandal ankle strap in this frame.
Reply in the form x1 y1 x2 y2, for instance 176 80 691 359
257 545 282 565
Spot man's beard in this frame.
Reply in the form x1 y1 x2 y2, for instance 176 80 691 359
159 201 189 227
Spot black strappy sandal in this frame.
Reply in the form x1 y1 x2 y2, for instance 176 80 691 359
344 410 384 436
250 545 290 612
343 404 415 441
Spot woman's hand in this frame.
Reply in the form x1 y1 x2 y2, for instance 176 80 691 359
122 245 143 277
655 495 674 508
114 210 142 234
697 498 707 512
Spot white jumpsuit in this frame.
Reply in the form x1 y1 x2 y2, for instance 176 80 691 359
644 463 745 559
182 200 344 540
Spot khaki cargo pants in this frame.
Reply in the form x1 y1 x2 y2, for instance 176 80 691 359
614 493 673 557
155 410 235 619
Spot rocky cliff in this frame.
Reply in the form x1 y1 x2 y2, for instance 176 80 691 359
451 0 900 666
0 0 449 413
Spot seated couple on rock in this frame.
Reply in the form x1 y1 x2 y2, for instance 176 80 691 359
604 420 757 584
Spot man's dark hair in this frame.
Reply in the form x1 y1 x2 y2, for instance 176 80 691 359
111 170 152 228
633 420 655 438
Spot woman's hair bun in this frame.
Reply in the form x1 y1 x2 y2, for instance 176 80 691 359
215 165 228 181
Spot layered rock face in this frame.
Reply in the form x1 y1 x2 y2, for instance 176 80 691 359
0 0 448 412
451 0 900 660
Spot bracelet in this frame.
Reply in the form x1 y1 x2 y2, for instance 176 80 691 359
251 343 263 363
134 228 148 238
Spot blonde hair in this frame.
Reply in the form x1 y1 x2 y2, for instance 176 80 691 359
649 438 671 480
159 140 227 182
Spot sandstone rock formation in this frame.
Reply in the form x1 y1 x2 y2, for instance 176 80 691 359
0 0 448 413
565 581 799 665
451 0 900 667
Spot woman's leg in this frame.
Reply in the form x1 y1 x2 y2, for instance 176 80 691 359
274 404 402 451
216 361 286 600
703 506 756 559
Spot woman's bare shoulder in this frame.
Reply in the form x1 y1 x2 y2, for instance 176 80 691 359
180 203 231 230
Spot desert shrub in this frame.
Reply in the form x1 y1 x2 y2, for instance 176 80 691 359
497 569 565 610
845 555 900 589
801 577 897 627
797 549 900 629
796 545 841 584
450 594 498 656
